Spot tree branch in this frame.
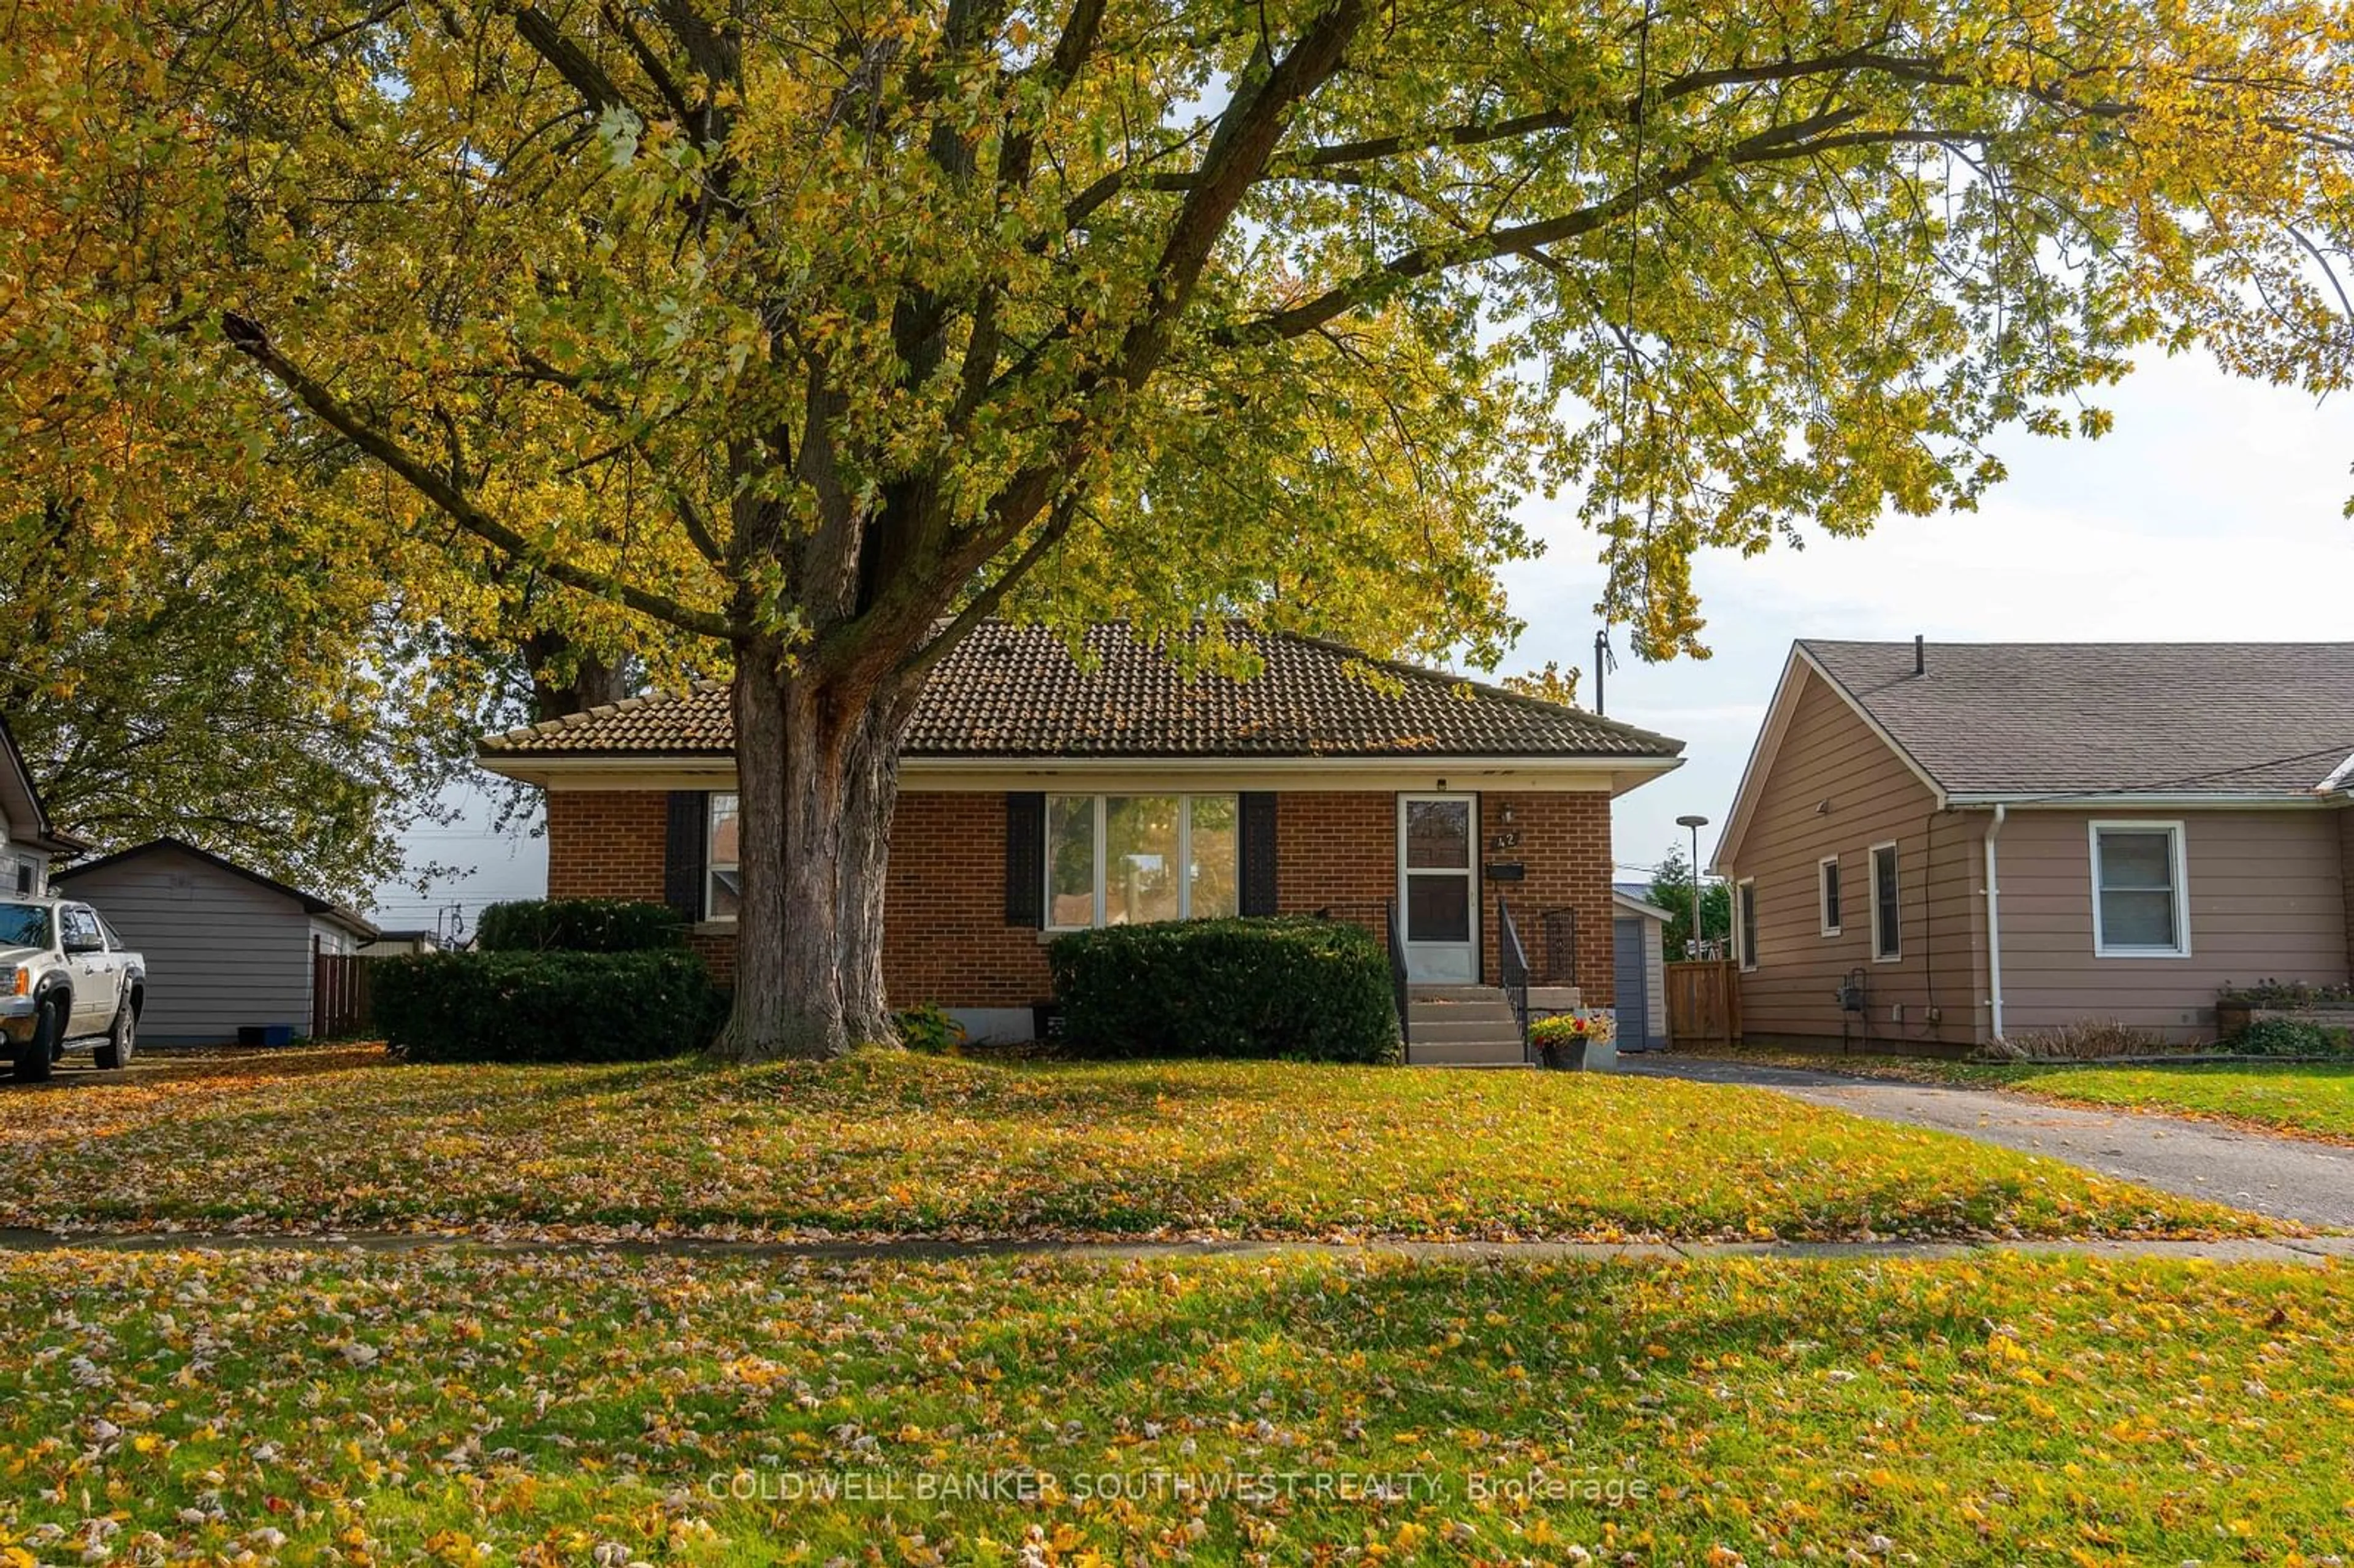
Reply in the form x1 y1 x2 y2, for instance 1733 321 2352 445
220 312 734 640
895 489 1088 685
499 1 640 118
1287 48 1949 170
1209 108 2012 346
1114 0 1369 385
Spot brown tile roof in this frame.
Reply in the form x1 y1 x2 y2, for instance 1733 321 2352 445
481 623 1685 762
1800 640 2354 799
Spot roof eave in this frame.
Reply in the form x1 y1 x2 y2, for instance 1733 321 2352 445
1713 646 1952 876
1946 790 2342 810
478 750 1684 790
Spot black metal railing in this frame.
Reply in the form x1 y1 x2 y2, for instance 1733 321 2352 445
1498 894 1533 1064
1536 906 1577 986
1384 899 1412 1065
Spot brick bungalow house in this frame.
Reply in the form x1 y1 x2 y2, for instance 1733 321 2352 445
478 623 1685 1052
1715 639 2354 1051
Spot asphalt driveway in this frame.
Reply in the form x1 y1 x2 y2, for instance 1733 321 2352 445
1623 1054 2354 1231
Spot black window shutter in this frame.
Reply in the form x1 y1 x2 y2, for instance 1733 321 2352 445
663 791 709 921
1004 792 1045 927
1238 792 1279 916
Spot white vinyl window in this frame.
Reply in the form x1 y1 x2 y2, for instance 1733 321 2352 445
1045 794 1239 930
707 793 742 919
1818 855 1842 937
1868 842 1900 962
1735 878 1758 972
2090 821 2190 957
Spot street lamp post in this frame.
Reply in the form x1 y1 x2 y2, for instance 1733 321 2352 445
1675 814 1710 961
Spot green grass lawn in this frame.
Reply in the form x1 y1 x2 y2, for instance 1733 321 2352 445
1 1246 2348 1564
0 1046 2260 1241
1702 1045 2354 1143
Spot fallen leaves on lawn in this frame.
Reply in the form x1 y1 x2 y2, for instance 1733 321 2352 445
0 1048 2268 1243
0 1248 2348 1562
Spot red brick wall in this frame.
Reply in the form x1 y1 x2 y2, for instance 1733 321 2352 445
883 793 1052 1008
535 785 1615 1010
1274 793 1396 942
1479 790 1615 1007
545 792 668 900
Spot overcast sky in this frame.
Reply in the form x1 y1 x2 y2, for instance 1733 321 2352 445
373 348 2354 931
1509 348 2354 887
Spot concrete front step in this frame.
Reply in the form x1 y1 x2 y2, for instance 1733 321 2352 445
1410 1018 1526 1045
1407 1002 1516 1027
1409 984 1507 1003
1409 984 1583 1008
1408 1038 1534 1067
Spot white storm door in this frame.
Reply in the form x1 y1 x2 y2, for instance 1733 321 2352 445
1398 794 1479 984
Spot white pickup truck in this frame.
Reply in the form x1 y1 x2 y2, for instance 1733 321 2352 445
1 897 145 1081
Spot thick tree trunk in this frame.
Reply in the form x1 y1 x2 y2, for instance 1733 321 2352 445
522 631 630 721
710 641 907 1061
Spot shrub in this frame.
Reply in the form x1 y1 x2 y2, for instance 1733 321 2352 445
895 1003 968 1054
474 898 687 953
2229 1016 2354 1057
1048 916 1400 1064
1978 1019 2165 1062
376 950 724 1064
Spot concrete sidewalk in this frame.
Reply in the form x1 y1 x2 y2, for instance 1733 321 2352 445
1 1226 2348 1266
1623 1054 2354 1230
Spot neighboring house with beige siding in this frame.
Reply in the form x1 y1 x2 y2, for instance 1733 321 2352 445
1715 641 2354 1051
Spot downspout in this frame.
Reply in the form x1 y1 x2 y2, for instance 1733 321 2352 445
1983 804 2006 1045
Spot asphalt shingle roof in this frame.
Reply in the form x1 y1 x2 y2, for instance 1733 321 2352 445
1800 640 2354 798
482 623 1685 762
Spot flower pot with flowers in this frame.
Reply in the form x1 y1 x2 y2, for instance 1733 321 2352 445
1529 1010 1617 1071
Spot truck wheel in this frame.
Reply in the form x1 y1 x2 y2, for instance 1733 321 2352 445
95 997 137 1070
10 999 60 1083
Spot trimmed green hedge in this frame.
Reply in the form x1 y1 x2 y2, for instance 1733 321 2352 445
474 898 687 953
1048 916 1400 1063
376 950 724 1064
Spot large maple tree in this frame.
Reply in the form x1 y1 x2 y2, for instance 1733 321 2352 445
7 0 2352 1056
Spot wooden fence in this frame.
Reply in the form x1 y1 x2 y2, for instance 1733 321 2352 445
311 938 375 1040
1665 959 1741 1048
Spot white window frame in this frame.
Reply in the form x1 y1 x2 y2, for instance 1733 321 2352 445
2089 820 2192 958
707 793 741 920
1044 793 1239 932
1817 854 1842 937
1735 877 1758 972
1868 840 1900 963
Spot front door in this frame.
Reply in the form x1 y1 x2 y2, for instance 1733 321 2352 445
1398 794 1479 983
